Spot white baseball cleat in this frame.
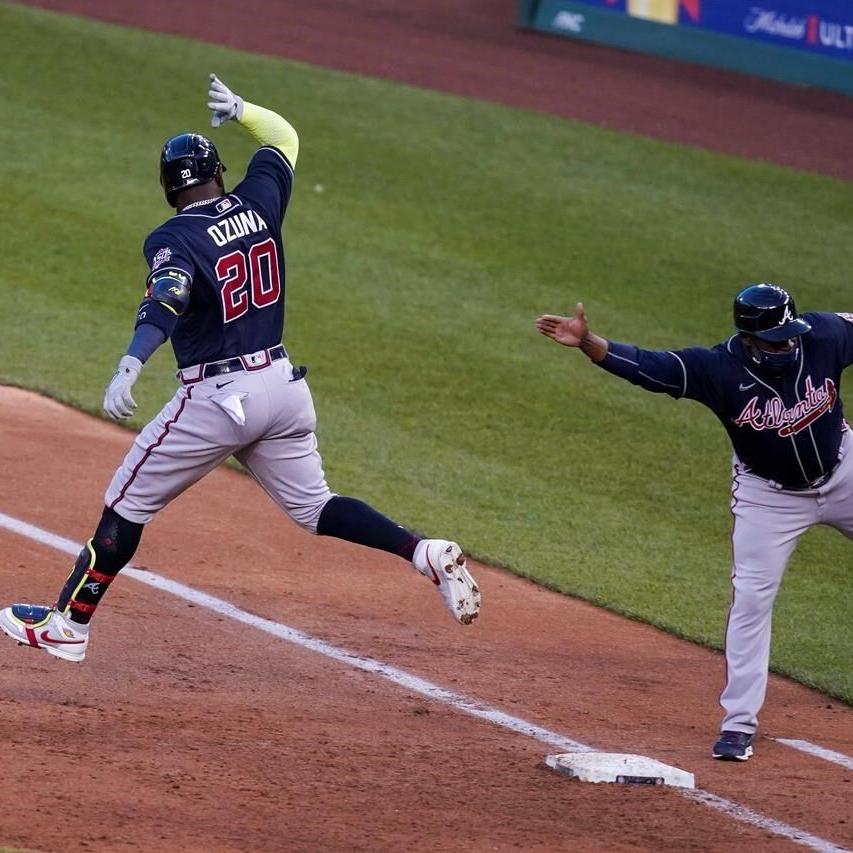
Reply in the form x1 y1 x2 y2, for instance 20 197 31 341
413 540 481 625
0 604 89 662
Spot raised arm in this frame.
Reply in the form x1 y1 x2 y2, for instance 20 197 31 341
207 74 299 166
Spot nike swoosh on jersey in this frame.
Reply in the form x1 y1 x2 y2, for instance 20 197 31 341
216 380 235 389
739 382 756 391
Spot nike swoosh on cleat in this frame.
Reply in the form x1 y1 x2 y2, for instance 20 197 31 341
425 552 442 586
39 630 85 645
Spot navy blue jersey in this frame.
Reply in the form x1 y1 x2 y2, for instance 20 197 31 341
137 146 294 368
599 312 853 489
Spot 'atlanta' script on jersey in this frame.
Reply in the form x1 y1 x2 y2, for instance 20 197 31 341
734 376 838 438
207 210 268 247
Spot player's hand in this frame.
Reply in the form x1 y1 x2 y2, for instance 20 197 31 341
207 73 244 127
104 355 143 421
536 303 589 347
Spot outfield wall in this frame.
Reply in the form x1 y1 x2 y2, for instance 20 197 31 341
518 0 853 96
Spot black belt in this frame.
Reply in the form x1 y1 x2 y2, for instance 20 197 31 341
179 345 287 385
772 461 840 492
765 426 852 491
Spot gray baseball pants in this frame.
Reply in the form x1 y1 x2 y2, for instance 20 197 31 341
104 355 333 529
722 427 852 733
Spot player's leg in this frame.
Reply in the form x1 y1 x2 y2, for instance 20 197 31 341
105 385 242 523
715 471 816 759
0 506 142 662
315 497 479 623
1 386 244 661
54 507 143 622
236 370 480 623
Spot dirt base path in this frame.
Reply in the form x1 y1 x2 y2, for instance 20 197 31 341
15 0 853 179
0 388 851 851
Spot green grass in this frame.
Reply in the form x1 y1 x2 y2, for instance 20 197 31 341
1 2 850 702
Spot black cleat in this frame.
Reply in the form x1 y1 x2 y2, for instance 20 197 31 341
712 730 754 761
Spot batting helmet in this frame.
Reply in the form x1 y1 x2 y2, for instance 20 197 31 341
159 133 226 207
733 283 811 343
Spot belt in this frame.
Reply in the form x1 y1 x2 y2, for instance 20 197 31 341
774 471 834 492
178 345 287 385
770 458 841 492
771 427 850 491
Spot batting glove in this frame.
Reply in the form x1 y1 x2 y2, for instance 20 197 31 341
104 355 143 421
207 73 244 127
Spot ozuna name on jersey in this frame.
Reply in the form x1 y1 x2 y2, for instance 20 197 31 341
207 209 268 247
734 376 838 438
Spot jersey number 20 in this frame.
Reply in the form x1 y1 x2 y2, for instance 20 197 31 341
216 237 281 323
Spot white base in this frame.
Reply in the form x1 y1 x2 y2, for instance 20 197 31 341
545 752 695 789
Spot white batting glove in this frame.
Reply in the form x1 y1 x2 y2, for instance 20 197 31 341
103 355 143 421
207 73 244 127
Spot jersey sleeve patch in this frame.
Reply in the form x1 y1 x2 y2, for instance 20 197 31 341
143 228 194 291
151 247 172 270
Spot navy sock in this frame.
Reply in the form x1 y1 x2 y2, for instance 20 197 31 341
55 506 144 624
316 496 420 561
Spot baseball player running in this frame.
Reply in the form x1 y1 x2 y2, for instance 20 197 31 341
0 75 480 661
537 284 853 761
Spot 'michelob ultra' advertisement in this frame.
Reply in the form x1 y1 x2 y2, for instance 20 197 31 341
567 0 853 60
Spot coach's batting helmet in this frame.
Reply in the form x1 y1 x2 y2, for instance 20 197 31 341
733 284 812 342
159 133 226 207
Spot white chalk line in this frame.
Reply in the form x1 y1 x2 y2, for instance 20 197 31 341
0 511 848 853
776 739 853 772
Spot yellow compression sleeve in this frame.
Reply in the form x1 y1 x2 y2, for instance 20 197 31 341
239 101 299 167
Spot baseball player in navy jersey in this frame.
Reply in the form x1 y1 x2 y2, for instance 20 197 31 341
0 74 479 661
537 284 853 761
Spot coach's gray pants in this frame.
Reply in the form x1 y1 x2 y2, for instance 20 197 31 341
722 427 853 733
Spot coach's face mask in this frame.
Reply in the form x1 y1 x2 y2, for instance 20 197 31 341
747 337 800 375
761 346 800 372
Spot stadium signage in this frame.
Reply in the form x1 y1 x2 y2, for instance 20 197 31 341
744 8 853 53
744 10 805 40
520 0 853 93
553 10 586 32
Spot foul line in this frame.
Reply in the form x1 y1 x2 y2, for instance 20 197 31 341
0 511 847 853
777 739 853 772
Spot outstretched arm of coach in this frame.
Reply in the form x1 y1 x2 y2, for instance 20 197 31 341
535 303 723 409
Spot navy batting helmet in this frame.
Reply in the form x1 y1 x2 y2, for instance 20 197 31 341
733 283 811 343
159 133 226 207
